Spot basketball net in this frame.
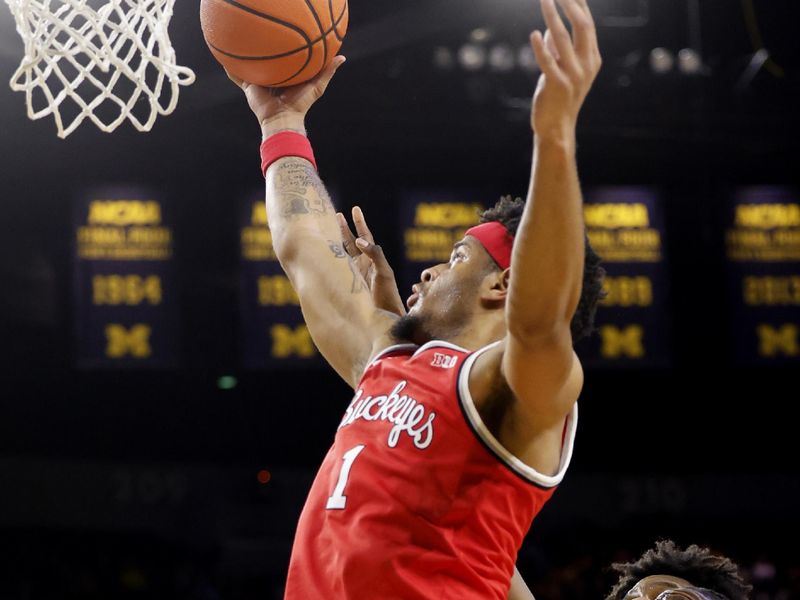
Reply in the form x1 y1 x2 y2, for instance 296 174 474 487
4 0 196 138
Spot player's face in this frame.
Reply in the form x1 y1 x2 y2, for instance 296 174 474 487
623 575 694 600
401 237 492 336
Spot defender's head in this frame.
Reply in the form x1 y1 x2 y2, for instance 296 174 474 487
606 540 751 600
393 195 606 346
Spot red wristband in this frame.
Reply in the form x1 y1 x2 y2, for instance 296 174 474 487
260 131 317 177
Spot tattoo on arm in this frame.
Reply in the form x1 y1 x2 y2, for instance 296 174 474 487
283 193 311 216
328 241 368 294
274 159 335 219
328 241 347 259
347 259 369 294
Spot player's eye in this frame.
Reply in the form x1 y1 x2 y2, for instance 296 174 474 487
450 248 467 266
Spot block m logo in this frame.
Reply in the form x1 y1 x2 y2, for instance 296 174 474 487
270 324 317 359
600 325 645 359
105 324 152 358
757 324 799 357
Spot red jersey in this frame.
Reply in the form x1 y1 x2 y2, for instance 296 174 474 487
284 341 577 599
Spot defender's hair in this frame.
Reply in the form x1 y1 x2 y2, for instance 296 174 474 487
479 195 606 343
605 540 752 600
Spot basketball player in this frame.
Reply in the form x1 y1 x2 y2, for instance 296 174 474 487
607 540 752 600
233 0 603 597
336 203 546 600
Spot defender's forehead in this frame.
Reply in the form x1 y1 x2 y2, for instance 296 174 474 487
625 575 693 600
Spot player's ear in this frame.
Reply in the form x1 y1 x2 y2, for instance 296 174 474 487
500 268 510 291
481 268 509 304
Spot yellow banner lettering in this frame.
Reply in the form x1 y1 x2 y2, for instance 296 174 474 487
88 200 161 226
414 203 482 228
93 275 162 306
735 204 800 228
258 276 299 306
251 202 268 226
584 203 650 228
743 276 800 306
602 276 653 307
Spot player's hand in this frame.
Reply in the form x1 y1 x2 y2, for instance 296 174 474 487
227 55 346 137
529 0 601 139
337 206 406 317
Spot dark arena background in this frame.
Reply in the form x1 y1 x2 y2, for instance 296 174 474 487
0 0 798 598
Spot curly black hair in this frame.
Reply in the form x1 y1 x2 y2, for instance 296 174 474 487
605 540 752 600
479 195 606 343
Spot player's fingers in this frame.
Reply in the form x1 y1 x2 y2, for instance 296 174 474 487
573 0 600 55
530 30 560 79
352 206 375 244
574 0 594 19
557 0 597 62
544 29 560 62
355 238 392 275
336 212 360 256
541 0 578 71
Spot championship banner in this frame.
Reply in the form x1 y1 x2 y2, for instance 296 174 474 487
725 187 800 364
73 189 178 368
581 187 670 366
239 197 321 368
399 191 486 296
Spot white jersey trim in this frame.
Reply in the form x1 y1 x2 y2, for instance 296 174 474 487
457 342 578 488
367 344 418 367
368 341 469 368
412 340 469 357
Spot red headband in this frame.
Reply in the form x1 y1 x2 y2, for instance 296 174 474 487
465 222 514 270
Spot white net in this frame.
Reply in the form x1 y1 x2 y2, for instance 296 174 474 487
5 0 196 138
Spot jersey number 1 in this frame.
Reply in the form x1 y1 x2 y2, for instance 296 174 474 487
326 444 365 510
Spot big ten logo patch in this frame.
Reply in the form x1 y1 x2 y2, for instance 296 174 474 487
105 324 152 358
600 325 645 359
756 324 799 357
270 324 317 358
431 352 457 369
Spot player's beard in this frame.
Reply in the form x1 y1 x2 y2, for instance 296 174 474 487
390 313 431 345
391 290 474 346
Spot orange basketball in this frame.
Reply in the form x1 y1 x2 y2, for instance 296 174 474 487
200 0 349 88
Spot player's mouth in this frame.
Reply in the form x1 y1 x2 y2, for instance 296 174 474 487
407 284 422 309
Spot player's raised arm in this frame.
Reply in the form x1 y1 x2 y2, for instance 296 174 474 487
502 0 601 428
233 59 396 387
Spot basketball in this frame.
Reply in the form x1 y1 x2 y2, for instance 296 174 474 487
200 0 349 88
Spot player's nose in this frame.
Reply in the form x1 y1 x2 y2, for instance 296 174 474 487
420 264 443 283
